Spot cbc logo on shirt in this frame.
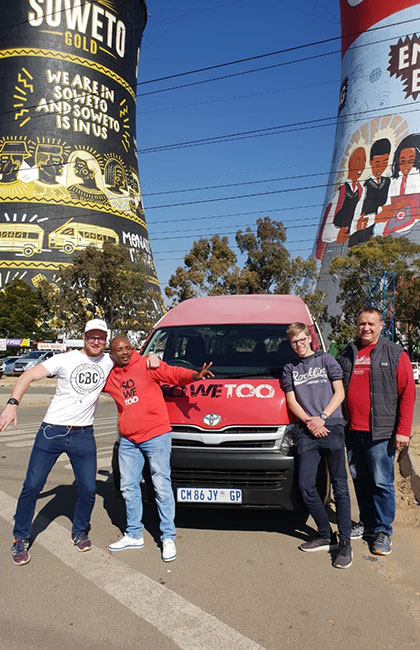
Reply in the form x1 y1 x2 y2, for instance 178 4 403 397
70 364 105 395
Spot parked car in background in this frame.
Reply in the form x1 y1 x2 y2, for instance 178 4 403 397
1 356 22 377
412 361 419 384
11 350 55 375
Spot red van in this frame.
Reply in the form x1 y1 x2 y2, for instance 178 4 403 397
138 294 328 510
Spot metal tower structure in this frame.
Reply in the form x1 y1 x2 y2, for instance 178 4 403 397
365 272 396 340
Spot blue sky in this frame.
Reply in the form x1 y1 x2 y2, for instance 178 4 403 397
137 0 342 293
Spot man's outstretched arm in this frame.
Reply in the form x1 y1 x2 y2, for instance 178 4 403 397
0 364 49 431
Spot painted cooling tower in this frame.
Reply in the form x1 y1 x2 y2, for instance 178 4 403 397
0 0 159 291
315 0 420 315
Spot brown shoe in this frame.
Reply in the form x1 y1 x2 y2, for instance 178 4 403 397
11 538 31 565
72 532 92 552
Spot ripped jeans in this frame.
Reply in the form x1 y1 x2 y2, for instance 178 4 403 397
13 422 96 540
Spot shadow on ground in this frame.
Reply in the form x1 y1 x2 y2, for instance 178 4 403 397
29 474 337 548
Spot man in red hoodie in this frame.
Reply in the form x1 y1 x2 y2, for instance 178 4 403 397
104 336 213 562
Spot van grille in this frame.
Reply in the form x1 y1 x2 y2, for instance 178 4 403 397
171 425 279 435
172 439 275 449
171 468 287 489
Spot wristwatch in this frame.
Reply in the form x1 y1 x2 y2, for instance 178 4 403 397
320 412 328 421
7 398 19 406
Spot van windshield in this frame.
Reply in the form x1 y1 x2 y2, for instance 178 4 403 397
143 324 299 378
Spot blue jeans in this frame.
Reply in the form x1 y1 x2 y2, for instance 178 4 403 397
13 422 97 539
346 430 395 536
119 433 176 541
295 424 351 542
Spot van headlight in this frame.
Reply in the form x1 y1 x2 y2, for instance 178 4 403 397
279 424 299 455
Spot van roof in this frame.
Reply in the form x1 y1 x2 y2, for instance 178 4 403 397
157 295 313 327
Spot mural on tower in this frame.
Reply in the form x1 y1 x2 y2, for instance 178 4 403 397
315 0 420 307
0 0 158 291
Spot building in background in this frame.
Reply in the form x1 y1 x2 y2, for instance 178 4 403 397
0 0 159 291
315 0 420 318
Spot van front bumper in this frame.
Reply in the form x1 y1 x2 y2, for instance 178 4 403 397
169 448 301 511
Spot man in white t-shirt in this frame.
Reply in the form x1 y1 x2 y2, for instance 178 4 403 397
0 319 123 566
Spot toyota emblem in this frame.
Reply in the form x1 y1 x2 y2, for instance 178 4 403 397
203 413 221 427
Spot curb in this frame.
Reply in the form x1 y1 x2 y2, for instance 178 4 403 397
398 447 420 504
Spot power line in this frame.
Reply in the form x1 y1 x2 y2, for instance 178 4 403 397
151 216 322 239
148 204 324 226
139 27 420 97
139 15 420 85
2 21 419 128
139 80 337 115
143 168 347 197
140 102 419 155
1 8 417 88
153 236 320 256
4 98 415 185
139 49 341 97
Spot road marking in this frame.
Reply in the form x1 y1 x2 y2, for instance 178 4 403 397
0 489 264 650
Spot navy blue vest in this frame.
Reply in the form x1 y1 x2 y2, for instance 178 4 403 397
339 338 402 440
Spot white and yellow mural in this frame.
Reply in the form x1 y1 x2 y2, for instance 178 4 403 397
0 1 159 290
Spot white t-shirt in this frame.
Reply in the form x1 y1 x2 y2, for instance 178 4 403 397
41 350 113 426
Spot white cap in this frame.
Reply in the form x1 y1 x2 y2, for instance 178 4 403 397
84 318 108 334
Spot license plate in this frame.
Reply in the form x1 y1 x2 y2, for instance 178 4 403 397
177 487 242 504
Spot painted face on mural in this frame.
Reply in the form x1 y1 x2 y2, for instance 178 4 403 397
113 165 127 192
370 153 389 179
348 147 366 182
0 154 22 177
74 157 92 179
37 152 64 183
399 147 416 176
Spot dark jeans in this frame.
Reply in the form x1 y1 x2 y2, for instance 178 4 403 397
346 430 395 536
295 424 351 542
13 422 97 540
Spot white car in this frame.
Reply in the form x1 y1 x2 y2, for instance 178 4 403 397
412 362 419 384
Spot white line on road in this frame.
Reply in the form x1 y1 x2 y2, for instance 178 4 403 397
0 489 264 650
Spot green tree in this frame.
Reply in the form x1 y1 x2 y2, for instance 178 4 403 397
40 243 163 337
0 279 54 339
329 236 420 355
165 216 327 323
165 234 242 304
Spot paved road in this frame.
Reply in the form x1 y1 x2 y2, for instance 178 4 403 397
1 399 420 649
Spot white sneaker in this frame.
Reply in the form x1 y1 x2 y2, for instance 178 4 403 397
162 538 177 562
108 534 144 552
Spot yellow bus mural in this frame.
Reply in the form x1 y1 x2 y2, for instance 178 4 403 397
48 219 119 254
0 223 44 257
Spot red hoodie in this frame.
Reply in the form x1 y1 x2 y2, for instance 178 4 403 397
103 351 196 444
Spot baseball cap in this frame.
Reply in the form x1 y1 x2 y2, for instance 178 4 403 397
84 318 108 334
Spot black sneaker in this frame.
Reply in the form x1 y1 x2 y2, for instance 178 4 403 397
350 522 364 539
72 532 92 552
372 531 392 556
299 535 339 552
11 538 30 565
333 540 353 569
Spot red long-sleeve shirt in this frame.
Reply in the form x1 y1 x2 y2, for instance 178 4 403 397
103 351 195 444
347 347 416 437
